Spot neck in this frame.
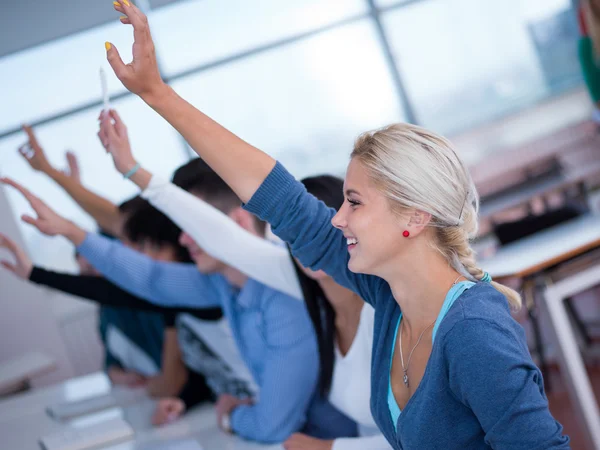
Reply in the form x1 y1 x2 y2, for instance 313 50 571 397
222 266 248 288
381 243 463 335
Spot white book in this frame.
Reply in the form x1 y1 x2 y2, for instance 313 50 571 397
47 394 119 421
39 417 134 450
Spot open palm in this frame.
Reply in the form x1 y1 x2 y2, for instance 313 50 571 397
107 1 165 98
1 177 72 237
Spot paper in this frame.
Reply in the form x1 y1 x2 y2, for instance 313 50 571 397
100 68 110 112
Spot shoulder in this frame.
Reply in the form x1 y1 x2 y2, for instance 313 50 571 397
438 283 527 354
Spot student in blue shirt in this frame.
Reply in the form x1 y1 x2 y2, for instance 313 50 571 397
97 4 570 448
0 174 356 443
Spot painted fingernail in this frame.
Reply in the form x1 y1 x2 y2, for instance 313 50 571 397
123 0 130 6
113 1 121 7
120 15 127 20
105 42 112 51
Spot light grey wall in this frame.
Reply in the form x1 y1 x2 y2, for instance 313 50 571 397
0 183 77 386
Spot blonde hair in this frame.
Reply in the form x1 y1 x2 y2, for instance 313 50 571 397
351 123 521 310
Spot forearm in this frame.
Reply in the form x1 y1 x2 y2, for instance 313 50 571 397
47 168 121 236
139 175 302 299
61 221 87 247
147 328 188 397
143 85 275 203
146 370 187 397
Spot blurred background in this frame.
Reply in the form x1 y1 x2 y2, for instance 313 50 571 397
0 0 599 447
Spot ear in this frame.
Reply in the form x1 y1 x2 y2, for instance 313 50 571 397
405 209 432 237
228 207 257 234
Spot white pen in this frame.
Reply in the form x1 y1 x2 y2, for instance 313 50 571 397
100 67 110 112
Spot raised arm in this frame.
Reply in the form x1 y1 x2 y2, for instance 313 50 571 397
103 3 383 303
27 267 223 319
18 126 121 236
0 177 226 309
75 233 226 309
96 111 301 299
105 2 274 203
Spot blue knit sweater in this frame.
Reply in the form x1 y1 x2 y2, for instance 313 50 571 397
244 162 570 450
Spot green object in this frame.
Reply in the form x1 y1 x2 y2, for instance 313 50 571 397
579 36 600 103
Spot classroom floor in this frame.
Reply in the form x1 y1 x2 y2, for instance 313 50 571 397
547 365 600 450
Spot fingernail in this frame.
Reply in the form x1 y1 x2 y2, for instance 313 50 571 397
105 42 112 51
120 15 127 20
113 1 121 6
123 0 130 6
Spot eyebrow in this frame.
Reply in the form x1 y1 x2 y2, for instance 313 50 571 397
345 189 361 197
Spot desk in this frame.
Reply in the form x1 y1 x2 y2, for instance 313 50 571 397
481 214 600 450
0 372 282 450
0 352 55 396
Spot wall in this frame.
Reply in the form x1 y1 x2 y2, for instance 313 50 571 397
0 183 102 387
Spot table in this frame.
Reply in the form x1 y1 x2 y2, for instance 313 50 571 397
0 352 55 396
481 214 600 450
0 372 283 450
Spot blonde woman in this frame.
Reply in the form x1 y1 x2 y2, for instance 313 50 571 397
103 3 570 448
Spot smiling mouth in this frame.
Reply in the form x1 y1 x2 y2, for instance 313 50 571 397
346 237 358 251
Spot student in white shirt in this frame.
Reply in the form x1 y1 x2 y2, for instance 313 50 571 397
97 113 391 450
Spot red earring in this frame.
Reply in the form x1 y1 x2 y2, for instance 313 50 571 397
403 231 410 238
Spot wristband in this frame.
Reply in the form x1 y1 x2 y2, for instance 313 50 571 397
123 163 141 180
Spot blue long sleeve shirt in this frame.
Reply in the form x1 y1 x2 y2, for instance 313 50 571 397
243 162 571 450
77 233 355 443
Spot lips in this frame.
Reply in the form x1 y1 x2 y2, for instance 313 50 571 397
346 237 358 251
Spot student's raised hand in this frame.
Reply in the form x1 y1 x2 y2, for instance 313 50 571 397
97 109 137 175
151 397 186 426
283 433 334 450
1 177 75 237
62 151 81 183
18 125 52 173
0 233 33 279
106 1 166 100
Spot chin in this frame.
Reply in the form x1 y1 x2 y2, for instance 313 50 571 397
347 253 374 275
347 255 361 273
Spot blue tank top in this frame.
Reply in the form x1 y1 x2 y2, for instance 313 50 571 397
388 281 475 430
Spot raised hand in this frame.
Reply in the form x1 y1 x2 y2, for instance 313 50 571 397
0 233 33 279
63 151 81 183
18 125 52 173
106 1 166 100
97 109 137 175
1 177 75 237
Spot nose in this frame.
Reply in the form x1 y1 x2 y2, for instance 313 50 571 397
331 203 348 230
